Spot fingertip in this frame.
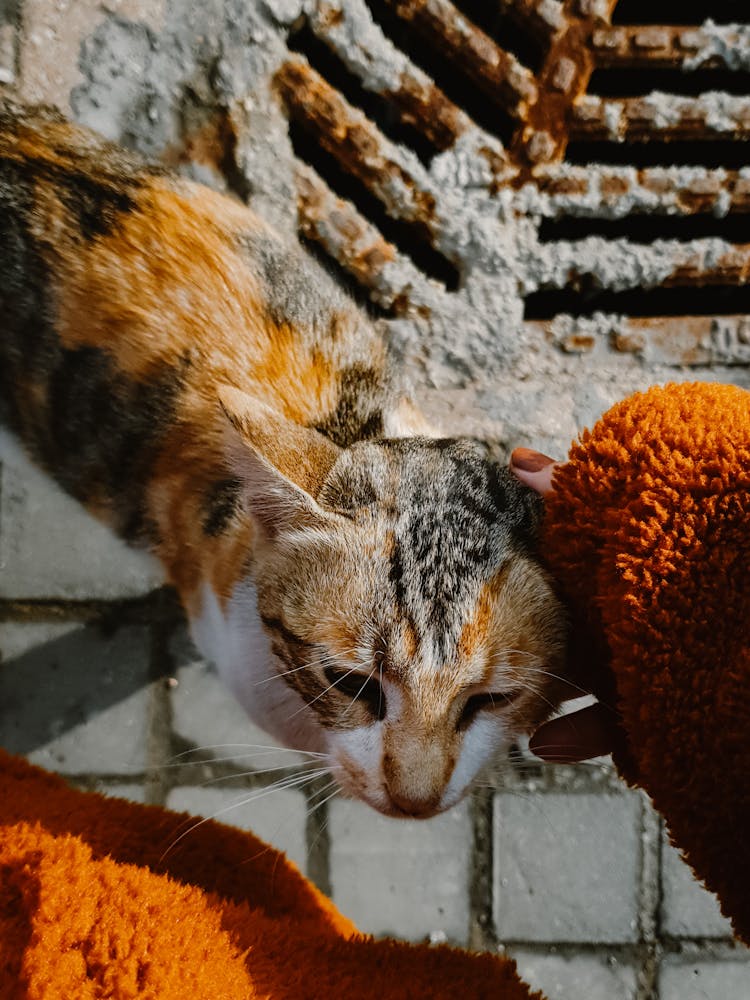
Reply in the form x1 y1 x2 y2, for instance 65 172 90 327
529 704 617 763
510 449 557 497
510 447 555 473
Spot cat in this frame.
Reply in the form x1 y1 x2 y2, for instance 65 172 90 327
0 101 567 819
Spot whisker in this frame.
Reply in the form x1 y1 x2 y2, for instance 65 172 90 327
254 662 311 687
526 667 617 711
340 665 378 717
255 644 360 689
378 650 384 720
306 783 340 856
200 765 331 787
506 678 559 713
160 770 327 861
161 751 329 771
287 662 365 720
308 778 339 808
168 743 326 761
309 784 340 814
497 647 544 663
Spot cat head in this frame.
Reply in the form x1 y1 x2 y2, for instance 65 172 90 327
217 387 567 818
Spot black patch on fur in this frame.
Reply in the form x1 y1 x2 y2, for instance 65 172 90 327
388 537 422 649
4 151 139 241
55 169 137 241
388 536 408 611
0 161 59 432
43 347 189 542
314 364 385 448
202 477 243 536
318 461 378 513
486 463 510 514
0 148 190 545
509 485 544 551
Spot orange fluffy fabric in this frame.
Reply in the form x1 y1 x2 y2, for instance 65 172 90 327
542 381 750 944
0 750 542 999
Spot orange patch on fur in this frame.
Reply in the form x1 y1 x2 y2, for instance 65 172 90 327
44 178 346 430
457 566 511 672
402 620 419 661
51 183 269 376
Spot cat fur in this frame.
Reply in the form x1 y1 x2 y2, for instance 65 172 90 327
0 102 567 817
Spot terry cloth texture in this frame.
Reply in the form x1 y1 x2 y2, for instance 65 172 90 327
0 750 543 1000
542 381 750 944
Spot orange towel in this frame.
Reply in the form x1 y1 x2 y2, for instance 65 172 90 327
0 750 542 999
542 381 750 944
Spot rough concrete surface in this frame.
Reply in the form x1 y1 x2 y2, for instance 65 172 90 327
1 2 749 999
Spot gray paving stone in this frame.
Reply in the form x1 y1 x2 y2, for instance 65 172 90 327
169 626 309 772
0 0 17 85
508 949 637 1000
0 620 151 773
660 956 750 1000
661 835 735 939
329 798 472 943
166 785 307 874
95 782 147 804
0 435 164 599
493 792 641 944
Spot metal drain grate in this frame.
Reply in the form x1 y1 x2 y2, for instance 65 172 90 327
275 0 750 368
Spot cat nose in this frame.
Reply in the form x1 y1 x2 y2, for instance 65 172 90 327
383 743 451 817
388 787 441 818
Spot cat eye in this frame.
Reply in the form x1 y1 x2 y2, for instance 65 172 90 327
323 666 386 721
458 689 523 730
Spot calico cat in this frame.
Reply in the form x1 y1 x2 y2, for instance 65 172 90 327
0 102 567 818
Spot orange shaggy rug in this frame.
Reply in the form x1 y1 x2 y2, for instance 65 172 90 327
0 749 542 999
542 381 750 944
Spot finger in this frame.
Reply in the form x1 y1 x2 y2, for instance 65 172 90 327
529 703 616 763
510 448 559 497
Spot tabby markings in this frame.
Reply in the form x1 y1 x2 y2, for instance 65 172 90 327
191 581 328 754
201 477 243 537
313 363 386 448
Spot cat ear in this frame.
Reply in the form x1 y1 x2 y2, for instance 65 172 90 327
217 384 342 539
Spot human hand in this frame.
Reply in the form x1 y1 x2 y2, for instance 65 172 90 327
510 447 619 763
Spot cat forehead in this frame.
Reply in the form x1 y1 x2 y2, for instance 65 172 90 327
313 438 544 661
321 437 537 531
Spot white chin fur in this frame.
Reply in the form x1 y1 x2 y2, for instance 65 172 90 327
190 580 328 755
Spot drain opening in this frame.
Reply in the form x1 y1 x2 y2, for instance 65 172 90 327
565 140 750 170
362 0 517 147
611 0 745 25
524 284 750 321
288 22 442 165
539 215 750 244
587 68 750 99
288 119 460 291
450 0 546 74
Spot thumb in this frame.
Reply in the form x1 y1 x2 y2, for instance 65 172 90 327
510 448 559 497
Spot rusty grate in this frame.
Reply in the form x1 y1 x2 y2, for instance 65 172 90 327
275 0 750 367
